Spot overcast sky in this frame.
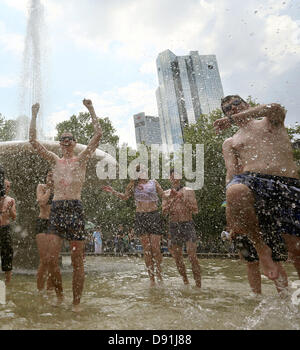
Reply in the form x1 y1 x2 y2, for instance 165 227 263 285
0 0 299 148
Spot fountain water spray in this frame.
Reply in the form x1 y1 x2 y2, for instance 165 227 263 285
17 0 47 140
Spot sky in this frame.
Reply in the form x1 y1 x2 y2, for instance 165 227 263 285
0 0 299 148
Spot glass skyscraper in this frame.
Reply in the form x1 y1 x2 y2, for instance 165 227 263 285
134 112 162 147
156 50 224 153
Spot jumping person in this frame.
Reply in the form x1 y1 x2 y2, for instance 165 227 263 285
162 170 201 288
102 165 165 287
29 99 102 312
214 95 300 284
0 180 16 285
36 171 54 293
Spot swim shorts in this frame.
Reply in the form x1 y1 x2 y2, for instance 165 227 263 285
134 211 163 236
227 172 300 262
169 221 197 247
0 225 13 272
227 172 300 237
48 200 86 241
36 218 49 235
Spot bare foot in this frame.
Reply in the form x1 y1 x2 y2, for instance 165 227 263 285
52 295 64 307
195 281 201 289
72 304 83 313
149 280 156 288
256 245 279 281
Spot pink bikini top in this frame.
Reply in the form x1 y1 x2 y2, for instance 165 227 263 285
134 180 158 203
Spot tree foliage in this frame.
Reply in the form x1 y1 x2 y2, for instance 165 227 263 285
0 114 17 141
55 112 119 146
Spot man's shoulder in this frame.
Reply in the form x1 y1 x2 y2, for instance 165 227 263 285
182 187 195 194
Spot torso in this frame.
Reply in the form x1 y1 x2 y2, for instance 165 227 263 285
52 157 86 200
164 187 194 223
134 180 159 213
232 118 299 179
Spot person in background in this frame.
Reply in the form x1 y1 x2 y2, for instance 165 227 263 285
162 170 201 288
93 226 103 254
0 180 16 286
102 165 165 287
36 171 54 293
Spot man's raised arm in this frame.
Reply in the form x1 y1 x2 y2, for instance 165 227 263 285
29 103 58 165
78 99 102 163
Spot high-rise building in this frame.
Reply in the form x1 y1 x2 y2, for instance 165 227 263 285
156 50 224 152
134 112 162 146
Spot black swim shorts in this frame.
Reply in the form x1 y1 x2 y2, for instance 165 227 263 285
48 200 86 241
0 225 13 272
169 221 198 247
232 234 288 263
227 172 300 237
134 211 163 236
36 218 49 235
227 172 300 262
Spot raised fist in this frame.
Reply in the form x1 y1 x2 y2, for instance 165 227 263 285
32 103 40 115
83 99 93 109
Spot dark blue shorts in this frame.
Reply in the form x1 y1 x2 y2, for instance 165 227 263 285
134 211 163 236
227 172 300 262
169 221 197 247
48 200 86 241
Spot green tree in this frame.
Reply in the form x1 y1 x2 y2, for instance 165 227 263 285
55 112 119 146
0 114 17 141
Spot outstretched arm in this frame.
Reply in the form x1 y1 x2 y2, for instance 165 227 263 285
229 103 286 127
29 103 58 165
214 103 286 133
102 181 134 201
78 99 102 163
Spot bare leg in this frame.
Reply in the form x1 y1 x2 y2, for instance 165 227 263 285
274 263 288 296
46 234 64 303
226 184 279 280
186 241 201 288
5 271 12 286
283 234 300 279
246 261 261 294
171 245 189 285
70 241 85 309
36 233 50 291
150 234 163 283
140 235 155 286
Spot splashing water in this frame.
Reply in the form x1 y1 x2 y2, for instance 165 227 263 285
17 0 47 141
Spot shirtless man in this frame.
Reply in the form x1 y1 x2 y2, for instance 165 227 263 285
29 99 102 311
214 95 300 283
0 180 17 285
36 171 54 293
162 170 201 288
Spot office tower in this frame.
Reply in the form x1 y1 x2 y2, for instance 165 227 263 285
133 112 162 146
156 50 224 152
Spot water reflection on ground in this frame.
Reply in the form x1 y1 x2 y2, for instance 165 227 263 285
0 257 299 330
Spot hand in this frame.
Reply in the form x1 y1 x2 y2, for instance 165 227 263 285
102 186 113 193
83 99 93 109
32 103 40 116
213 118 231 134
